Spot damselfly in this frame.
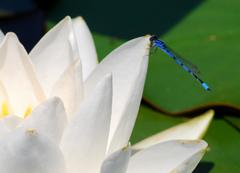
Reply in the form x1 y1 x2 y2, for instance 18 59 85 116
150 35 210 91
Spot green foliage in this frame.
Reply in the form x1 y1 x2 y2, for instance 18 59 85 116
144 0 240 112
131 106 240 173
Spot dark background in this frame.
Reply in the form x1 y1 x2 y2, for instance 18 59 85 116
0 0 204 51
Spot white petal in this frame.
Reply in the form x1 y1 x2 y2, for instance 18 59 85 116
101 145 131 173
127 140 208 173
0 33 45 116
85 36 151 153
30 16 78 95
1 115 22 129
61 74 113 173
0 115 22 139
0 81 9 118
0 29 4 42
19 97 67 143
0 128 66 173
50 60 83 118
73 17 98 80
109 55 149 153
133 110 214 151
0 120 11 139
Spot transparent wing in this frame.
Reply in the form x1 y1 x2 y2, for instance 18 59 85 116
163 43 201 75
152 39 210 90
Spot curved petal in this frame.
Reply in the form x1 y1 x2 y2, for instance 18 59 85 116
85 36 151 154
0 33 45 117
127 140 208 173
50 59 84 118
133 110 214 151
19 97 67 144
0 128 66 173
73 17 98 80
30 16 78 95
101 144 131 173
61 74 112 173
109 54 149 154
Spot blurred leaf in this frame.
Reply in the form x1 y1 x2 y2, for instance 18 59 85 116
48 0 205 39
131 105 240 173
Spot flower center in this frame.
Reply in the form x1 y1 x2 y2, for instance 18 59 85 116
0 101 32 119
2 101 9 117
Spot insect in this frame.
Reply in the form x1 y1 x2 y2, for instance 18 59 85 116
150 35 210 91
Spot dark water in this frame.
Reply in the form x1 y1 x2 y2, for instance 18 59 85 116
0 0 205 50
49 0 205 39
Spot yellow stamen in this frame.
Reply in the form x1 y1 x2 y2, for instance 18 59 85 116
2 101 9 117
24 106 32 118
26 128 38 136
0 101 33 119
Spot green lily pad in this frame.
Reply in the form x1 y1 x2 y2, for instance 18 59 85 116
144 0 240 112
131 105 240 173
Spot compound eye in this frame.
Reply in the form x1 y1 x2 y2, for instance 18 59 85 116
150 35 158 42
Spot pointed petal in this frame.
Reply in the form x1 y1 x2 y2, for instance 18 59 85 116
0 33 45 117
101 144 131 173
50 60 83 118
61 74 113 173
0 128 66 173
0 29 4 42
19 97 67 144
127 140 208 173
73 17 98 80
109 55 149 153
30 16 78 94
133 110 214 151
85 36 151 153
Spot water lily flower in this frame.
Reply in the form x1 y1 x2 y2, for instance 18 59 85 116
0 16 213 173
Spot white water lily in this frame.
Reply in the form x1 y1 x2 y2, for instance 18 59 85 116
0 16 213 173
